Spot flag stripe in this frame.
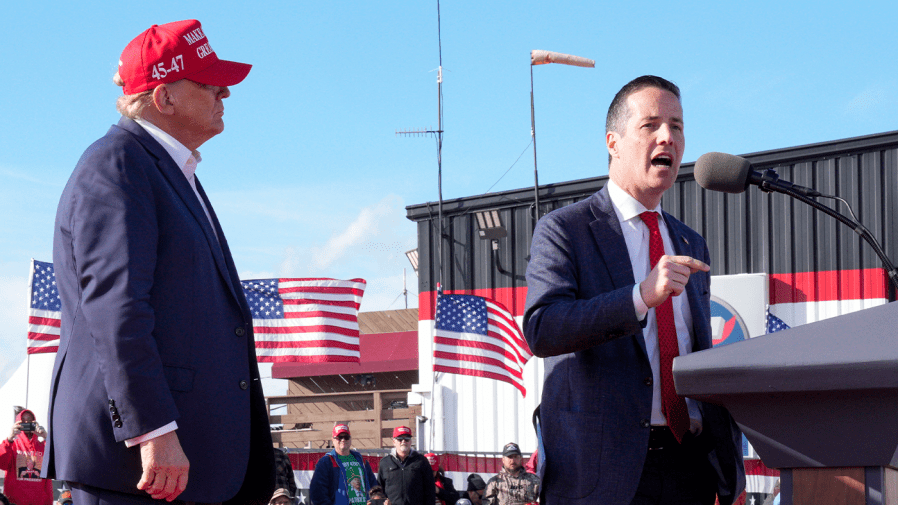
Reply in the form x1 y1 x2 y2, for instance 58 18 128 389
433 363 526 395
255 340 360 351
28 316 61 328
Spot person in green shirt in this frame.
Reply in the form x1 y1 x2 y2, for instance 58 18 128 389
310 425 378 505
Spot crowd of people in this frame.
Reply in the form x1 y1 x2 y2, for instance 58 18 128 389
297 425 538 505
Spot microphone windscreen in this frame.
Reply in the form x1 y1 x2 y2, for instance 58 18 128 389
695 152 753 194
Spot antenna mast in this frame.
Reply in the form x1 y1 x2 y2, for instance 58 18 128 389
396 1 445 294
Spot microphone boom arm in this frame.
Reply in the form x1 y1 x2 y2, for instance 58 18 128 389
777 185 898 293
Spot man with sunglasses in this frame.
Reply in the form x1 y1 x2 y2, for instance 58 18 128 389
310 425 378 505
377 427 435 505
44 19 274 505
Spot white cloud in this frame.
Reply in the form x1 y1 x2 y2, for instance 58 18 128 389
846 84 892 115
277 195 416 279
311 195 403 270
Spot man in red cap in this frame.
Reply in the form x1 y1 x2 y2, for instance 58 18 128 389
309 424 377 505
376 427 435 505
44 19 274 504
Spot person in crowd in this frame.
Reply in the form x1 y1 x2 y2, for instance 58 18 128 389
366 486 390 505
270 488 296 505
377 426 435 505
310 424 377 505
482 443 539 505
464 474 487 505
43 19 275 504
55 490 73 505
0 409 53 505
425 453 460 505
275 447 299 498
523 75 745 505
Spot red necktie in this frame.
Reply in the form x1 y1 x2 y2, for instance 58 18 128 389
639 211 689 443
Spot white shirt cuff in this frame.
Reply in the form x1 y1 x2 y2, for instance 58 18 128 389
632 284 649 321
124 421 178 448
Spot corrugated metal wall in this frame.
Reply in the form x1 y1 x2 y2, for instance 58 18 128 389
408 130 898 294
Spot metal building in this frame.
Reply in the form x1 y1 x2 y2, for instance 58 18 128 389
405 130 898 456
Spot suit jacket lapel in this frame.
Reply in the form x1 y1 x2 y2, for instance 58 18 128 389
194 176 250 316
588 186 650 359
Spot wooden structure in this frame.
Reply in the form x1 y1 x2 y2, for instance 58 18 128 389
268 308 421 450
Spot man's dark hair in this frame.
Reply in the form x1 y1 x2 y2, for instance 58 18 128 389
605 75 681 163
369 485 387 499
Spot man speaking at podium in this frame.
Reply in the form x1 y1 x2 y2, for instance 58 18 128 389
524 75 745 505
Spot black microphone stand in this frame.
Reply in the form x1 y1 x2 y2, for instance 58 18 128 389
756 169 898 295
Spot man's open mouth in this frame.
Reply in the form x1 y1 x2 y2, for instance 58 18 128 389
652 154 673 167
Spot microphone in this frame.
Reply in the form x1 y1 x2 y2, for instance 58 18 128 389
695 152 821 197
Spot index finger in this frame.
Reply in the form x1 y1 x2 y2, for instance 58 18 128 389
667 255 710 272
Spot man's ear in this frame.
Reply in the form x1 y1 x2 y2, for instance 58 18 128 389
151 84 177 115
606 131 619 160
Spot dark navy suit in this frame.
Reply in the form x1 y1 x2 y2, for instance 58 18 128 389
524 186 744 505
44 117 275 503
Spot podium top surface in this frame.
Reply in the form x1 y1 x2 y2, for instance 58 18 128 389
675 301 898 396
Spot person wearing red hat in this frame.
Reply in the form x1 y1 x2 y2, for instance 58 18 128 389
424 453 459 505
376 427 435 505
309 424 377 505
0 409 53 505
44 19 274 505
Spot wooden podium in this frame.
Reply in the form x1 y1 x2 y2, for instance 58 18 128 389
674 301 898 505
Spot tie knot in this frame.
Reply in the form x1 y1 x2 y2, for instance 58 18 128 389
639 211 659 230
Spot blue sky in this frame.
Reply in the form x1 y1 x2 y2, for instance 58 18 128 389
1 0 897 388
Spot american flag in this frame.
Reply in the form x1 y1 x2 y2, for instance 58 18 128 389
433 293 533 396
765 308 790 334
28 259 61 354
242 278 367 363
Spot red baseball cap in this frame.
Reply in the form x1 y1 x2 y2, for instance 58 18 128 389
333 424 350 438
392 426 412 438
425 452 439 471
118 19 251 95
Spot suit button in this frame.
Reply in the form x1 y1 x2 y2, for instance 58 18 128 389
235 327 245 337
644 377 653 386
114 420 123 428
108 399 116 407
641 419 651 428
239 380 248 390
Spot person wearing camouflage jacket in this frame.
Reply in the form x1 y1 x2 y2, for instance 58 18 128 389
483 443 540 505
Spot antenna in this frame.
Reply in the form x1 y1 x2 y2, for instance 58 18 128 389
403 268 408 309
397 0 445 299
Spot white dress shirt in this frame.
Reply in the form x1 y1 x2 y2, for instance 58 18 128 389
606 179 703 432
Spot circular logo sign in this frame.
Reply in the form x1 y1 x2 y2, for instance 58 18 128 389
709 295 750 347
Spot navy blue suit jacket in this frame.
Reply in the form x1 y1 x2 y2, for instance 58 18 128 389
44 117 275 503
523 186 745 505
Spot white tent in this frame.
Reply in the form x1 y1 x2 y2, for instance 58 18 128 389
0 353 54 426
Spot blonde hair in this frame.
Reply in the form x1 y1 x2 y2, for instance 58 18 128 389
113 71 154 119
